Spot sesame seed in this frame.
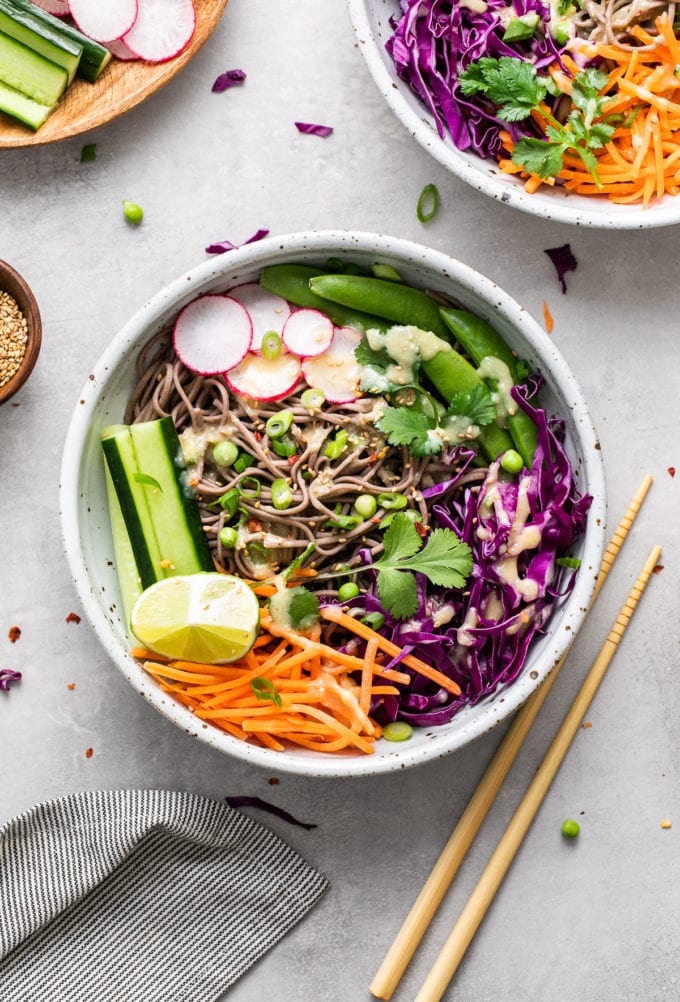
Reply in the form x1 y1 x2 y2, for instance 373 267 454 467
0 291 28 388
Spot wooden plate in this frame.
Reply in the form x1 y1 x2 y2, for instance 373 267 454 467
0 0 229 148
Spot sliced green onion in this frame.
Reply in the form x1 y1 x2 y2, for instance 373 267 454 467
265 410 294 439
324 429 348 460
361 612 385 630
383 721 414 742
301 387 326 411
378 491 408 511
502 12 540 41
219 526 239 548
327 513 362 531
556 556 582 569
379 509 420 530
261 330 282 360
233 452 253 474
370 263 403 282
212 440 239 468
133 473 162 491
250 676 282 707
207 487 241 516
271 478 294 510
416 183 439 222
354 494 378 519
271 435 297 458
338 582 360 601
238 476 261 498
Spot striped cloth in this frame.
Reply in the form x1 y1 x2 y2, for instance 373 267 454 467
0 790 328 1001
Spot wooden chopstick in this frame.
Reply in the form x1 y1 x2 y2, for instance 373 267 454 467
414 542 661 1002
369 474 653 1001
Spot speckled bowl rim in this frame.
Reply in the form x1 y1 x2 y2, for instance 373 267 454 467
347 0 680 229
60 231 606 777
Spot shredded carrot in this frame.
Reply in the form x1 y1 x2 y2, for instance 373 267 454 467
542 300 554 334
497 15 680 206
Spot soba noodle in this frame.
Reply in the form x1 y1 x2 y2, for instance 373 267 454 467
125 327 486 584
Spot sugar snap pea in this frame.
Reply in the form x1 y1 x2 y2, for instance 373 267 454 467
260 265 389 332
440 307 537 467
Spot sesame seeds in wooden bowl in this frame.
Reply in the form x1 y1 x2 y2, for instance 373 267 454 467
0 261 42 405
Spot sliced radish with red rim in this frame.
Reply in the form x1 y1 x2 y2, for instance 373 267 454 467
107 38 140 62
30 0 70 15
228 283 291 353
302 327 362 404
227 352 302 402
123 0 196 63
282 308 334 358
69 0 138 43
173 295 252 375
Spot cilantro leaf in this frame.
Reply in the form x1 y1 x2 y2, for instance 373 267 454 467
459 57 549 121
377 406 445 456
250 677 283 707
355 335 391 370
287 588 320 630
446 384 496 427
373 514 473 619
512 137 569 179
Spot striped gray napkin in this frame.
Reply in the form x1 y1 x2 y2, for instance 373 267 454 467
0 790 328 1001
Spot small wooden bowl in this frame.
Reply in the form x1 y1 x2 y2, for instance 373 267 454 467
0 261 42 405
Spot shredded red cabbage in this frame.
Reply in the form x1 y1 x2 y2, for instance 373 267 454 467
294 121 334 137
545 243 578 294
0 669 21 691
387 0 565 159
325 380 591 728
205 228 269 255
211 68 246 93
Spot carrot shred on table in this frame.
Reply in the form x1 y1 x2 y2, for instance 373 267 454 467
543 301 554 334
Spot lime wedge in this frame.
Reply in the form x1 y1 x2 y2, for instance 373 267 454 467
130 573 260 664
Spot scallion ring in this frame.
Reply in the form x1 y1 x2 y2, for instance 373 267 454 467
416 183 439 222
238 476 261 498
271 478 294 510
261 330 282 360
265 410 294 439
301 387 326 411
377 491 408 511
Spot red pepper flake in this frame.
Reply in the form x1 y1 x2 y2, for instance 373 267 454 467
268 777 280 785
415 522 428 538
248 518 262 533
668 467 676 478
67 683 76 691
542 300 554 334
581 721 592 729
369 451 378 463
652 564 664 574
287 454 299 465
66 612 81 624
254 431 262 441
85 747 93 758
8 626 21 643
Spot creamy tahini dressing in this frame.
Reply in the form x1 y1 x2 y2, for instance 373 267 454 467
366 325 451 386
476 356 516 420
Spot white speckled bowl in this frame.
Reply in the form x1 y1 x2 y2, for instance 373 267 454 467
348 0 680 229
60 232 606 777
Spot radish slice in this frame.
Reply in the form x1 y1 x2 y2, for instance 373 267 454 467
282 309 334 358
302 327 362 404
107 38 140 61
123 0 196 63
173 295 252 375
227 352 302 402
227 283 291 352
31 0 70 13
69 0 138 43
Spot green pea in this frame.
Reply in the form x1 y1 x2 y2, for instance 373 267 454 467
338 582 360 601
500 449 524 475
383 721 414 742
212 440 239 468
271 478 294 510
219 526 238 548
122 200 143 224
561 819 580 839
354 494 377 519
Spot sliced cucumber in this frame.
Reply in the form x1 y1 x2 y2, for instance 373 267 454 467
102 419 215 615
0 76 53 128
128 418 215 577
0 30 68 105
8 0 111 82
0 2 82 83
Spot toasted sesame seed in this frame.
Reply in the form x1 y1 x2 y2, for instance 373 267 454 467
0 291 28 388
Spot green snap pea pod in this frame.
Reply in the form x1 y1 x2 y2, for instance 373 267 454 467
308 273 450 339
260 265 389 332
439 307 537 467
309 273 513 460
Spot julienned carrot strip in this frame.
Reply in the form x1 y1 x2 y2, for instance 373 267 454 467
319 606 462 697
360 638 379 715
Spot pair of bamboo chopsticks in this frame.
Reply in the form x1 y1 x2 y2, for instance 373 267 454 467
370 474 657 1002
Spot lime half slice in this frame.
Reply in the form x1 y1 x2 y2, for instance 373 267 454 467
130 573 260 664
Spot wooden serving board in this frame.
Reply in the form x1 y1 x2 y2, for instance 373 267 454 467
0 0 229 148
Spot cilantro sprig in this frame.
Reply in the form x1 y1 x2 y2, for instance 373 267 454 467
377 383 496 458
459 58 618 184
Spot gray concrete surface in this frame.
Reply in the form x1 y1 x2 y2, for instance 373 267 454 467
1 1 679 1000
